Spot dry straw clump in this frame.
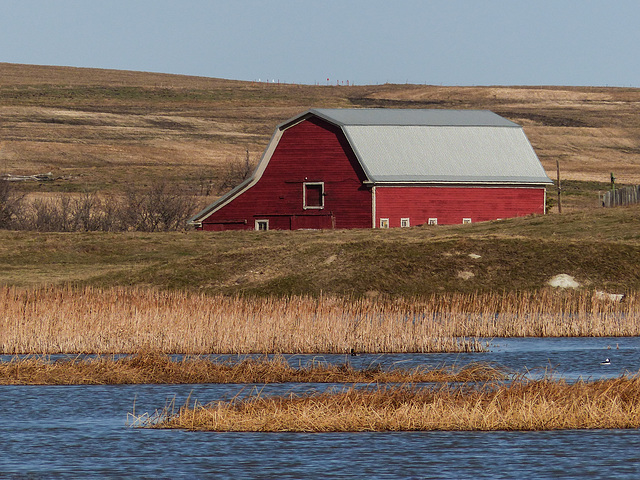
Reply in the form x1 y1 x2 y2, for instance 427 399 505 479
0 352 506 385
0 286 637 355
146 375 640 432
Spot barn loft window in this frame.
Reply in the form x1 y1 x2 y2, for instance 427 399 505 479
401 218 410 228
255 219 269 231
428 218 438 226
303 182 324 209
380 218 389 229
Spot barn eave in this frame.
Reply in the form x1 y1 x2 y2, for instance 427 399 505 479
367 176 553 185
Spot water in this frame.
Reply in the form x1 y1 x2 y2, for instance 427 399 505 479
2 337 640 479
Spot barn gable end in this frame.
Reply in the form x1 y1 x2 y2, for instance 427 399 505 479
191 116 372 231
189 108 552 230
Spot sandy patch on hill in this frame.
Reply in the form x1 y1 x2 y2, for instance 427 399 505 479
548 274 580 289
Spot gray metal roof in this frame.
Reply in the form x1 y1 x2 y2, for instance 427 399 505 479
344 125 550 184
298 109 552 185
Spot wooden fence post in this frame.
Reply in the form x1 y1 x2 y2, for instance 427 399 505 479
556 159 562 214
602 184 640 208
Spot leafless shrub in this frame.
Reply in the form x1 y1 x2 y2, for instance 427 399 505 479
98 195 122 232
121 182 197 232
0 179 24 228
74 192 100 231
217 149 257 194
13 182 197 232
29 198 62 232
27 193 105 232
194 168 217 197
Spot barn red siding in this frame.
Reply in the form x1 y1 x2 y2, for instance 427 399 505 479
202 117 372 230
375 186 546 227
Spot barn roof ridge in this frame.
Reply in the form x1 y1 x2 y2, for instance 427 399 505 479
306 108 520 128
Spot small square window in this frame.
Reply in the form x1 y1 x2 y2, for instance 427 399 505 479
304 182 324 209
462 218 472 224
400 218 410 228
380 218 389 229
255 219 269 231
428 218 438 226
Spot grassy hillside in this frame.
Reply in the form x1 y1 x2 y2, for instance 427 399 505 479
1 63 639 296
1 204 639 296
2 63 639 207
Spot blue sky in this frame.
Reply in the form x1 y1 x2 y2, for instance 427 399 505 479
1 0 638 86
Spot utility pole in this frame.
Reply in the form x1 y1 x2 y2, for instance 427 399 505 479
556 159 562 214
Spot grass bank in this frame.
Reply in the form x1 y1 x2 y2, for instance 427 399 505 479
0 352 506 385
139 375 640 432
1 204 640 296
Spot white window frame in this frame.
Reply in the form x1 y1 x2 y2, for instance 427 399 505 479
400 218 410 228
428 218 438 226
462 218 472 224
255 219 269 231
380 218 389 229
303 182 325 210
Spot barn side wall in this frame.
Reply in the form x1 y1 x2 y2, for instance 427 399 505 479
201 117 372 231
374 186 546 227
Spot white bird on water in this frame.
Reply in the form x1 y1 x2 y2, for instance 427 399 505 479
600 358 611 365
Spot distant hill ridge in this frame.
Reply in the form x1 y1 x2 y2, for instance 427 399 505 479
1 62 639 194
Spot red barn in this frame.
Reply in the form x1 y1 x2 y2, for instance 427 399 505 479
189 109 552 231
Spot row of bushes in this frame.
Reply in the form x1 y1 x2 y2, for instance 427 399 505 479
0 180 198 232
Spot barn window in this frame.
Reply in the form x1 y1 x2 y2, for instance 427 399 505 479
303 182 324 209
380 218 389 228
255 219 269 231
463 218 472 224
401 218 410 228
428 218 438 226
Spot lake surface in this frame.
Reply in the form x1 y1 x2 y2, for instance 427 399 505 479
2 337 640 479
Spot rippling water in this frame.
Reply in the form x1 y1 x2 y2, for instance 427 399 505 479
2 337 640 479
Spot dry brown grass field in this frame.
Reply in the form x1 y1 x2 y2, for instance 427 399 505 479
2 63 639 210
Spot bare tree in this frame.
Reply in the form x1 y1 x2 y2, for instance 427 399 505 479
119 181 197 232
3 182 197 232
217 148 256 194
0 179 23 228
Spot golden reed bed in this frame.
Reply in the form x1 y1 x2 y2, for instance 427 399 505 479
0 352 506 385
0 286 637 354
139 376 640 432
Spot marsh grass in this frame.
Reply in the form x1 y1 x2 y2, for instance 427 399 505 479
1 286 638 355
0 286 484 354
0 351 506 385
142 375 640 432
